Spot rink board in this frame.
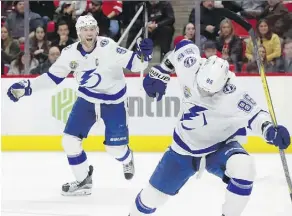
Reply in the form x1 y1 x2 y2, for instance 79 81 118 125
1 135 292 153
2 76 292 153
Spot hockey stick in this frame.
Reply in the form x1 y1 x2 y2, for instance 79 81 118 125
217 8 292 201
139 2 149 90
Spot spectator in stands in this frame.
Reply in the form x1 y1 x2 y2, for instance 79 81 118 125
5 1 41 42
202 40 222 58
276 39 292 73
1 26 20 65
30 46 60 75
245 19 281 64
246 45 276 73
258 0 292 38
216 18 243 72
30 26 50 64
174 23 207 54
189 0 224 41
221 1 266 18
51 21 75 52
101 0 123 40
8 52 38 75
121 1 141 28
88 0 110 36
29 1 56 22
126 1 175 61
57 1 87 18
55 3 78 39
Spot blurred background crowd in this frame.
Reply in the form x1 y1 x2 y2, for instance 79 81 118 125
2 0 292 76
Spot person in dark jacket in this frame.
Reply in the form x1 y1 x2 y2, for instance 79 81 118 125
5 1 41 40
87 0 110 36
51 21 75 52
275 39 292 73
216 18 243 72
189 0 224 41
30 46 60 75
29 1 56 21
54 2 77 39
1 25 20 65
126 1 175 60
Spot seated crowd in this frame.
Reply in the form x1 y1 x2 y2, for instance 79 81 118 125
2 0 292 75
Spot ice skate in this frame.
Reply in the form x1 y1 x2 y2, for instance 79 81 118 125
123 152 135 180
61 165 93 196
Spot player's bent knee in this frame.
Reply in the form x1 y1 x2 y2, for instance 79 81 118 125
62 134 83 155
225 154 256 196
105 145 129 159
131 184 169 215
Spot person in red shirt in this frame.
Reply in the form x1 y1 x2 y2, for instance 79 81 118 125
101 0 122 40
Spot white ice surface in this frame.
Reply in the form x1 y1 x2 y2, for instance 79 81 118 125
1 152 292 216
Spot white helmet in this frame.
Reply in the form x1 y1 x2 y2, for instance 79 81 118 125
196 56 232 94
75 15 98 35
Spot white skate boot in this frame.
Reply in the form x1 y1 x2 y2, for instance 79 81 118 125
123 152 135 180
61 165 93 196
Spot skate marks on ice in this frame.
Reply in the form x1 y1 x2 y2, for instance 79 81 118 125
1 153 292 216
1 209 88 216
1 188 138 216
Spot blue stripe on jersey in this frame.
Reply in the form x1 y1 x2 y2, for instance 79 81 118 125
173 131 221 154
247 110 268 130
153 65 171 74
126 52 136 70
174 40 193 52
227 178 253 196
173 127 247 155
67 150 87 165
47 72 65 84
78 86 127 101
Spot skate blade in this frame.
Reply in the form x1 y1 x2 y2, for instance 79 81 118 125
61 189 92 196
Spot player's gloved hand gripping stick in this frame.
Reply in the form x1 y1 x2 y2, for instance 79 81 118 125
217 8 292 201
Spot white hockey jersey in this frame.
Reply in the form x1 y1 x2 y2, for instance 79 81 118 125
162 40 271 157
31 36 148 104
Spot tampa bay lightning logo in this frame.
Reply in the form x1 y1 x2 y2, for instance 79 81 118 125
180 105 208 130
100 39 109 47
78 69 101 89
223 83 236 94
184 56 197 68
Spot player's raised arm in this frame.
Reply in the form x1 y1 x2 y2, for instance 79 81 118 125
228 76 291 151
238 92 291 150
142 39 202 101
7 46 72 102
113 38 153 72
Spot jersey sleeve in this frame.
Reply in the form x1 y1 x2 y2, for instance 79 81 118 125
30 45 73 92
110 40 148 72
227 78 271 137
172 40 202 85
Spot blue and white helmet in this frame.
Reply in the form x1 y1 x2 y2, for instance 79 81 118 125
75 15 98 34
196 56 233 94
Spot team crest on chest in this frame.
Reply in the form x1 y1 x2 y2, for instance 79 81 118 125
69 61 78 70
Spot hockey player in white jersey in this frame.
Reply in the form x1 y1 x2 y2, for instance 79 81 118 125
128 40 291 216
7 15 153 196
